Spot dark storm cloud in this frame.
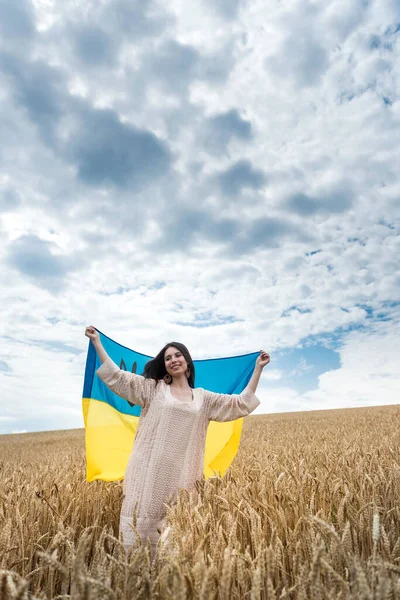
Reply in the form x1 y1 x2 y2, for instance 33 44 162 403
286 183 354 216
265 34 329 88
214 159 266 196
197 42 236 83
147 39 235 94
149 41 199 89
286 193 319 216
0 188 21 212
69 107 173 188
144 204 304 258
218 215 307 257
247 216 294 246
1 51 173 190
206 216 301 259
71 25 118 67
6 235 79 292
0 53 66 147
202 109 253 154
211 110 252 140
51 0 172 65
0 0 35 42
101 0 172 40
145 207 240 253
324 184 355 213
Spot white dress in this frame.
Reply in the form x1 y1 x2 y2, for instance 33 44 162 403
96 357 260 554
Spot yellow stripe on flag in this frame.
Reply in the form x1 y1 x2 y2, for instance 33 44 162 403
205 418 243 477
83 398 243 482
82 398 138 482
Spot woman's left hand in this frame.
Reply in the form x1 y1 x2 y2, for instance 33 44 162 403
256 350 270 368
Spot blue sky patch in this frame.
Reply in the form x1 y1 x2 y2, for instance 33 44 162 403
271 339 341 393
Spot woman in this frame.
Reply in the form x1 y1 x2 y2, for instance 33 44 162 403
84 326 270 556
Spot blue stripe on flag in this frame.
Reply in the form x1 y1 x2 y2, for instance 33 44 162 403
83 329 259 417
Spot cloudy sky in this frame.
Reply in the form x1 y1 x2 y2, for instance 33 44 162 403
0 0 399 434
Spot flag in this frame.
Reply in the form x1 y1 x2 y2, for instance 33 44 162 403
82 329 259 482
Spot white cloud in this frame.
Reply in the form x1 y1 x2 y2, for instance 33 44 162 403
255 319 400 414
262 369 283 381
306 322 400 408
0 0 399 432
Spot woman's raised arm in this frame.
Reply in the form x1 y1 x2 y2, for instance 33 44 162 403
85 326 109 362
84 326 156 408
203 350 270 422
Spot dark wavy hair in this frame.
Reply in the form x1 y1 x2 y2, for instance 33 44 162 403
142 341 196 388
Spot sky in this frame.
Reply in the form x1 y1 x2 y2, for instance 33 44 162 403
0 0 399 434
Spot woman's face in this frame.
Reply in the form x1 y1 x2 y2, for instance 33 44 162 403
164 346 188 376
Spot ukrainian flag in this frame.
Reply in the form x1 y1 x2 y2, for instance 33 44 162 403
82 330 259 482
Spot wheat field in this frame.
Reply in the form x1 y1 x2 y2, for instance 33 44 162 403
0 404 399 599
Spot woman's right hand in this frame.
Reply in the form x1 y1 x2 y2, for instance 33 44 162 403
85 326 99 343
